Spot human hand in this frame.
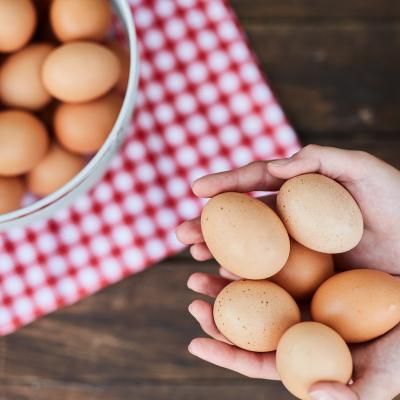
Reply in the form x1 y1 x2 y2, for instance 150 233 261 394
176 144 400 274
187 272 400 400
176 145 400 399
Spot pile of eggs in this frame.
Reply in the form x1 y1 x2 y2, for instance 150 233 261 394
0 0 129 214
201 173 400 400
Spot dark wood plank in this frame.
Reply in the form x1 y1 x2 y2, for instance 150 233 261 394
240 22 400 136
301 132 400 169
231 0 400 19
0 382 294 400
0 261 296 399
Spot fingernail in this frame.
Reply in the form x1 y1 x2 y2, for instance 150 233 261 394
188 302 195 315
309 391 335 400
188 340 196 354
191 180 200 194
268 158 292 167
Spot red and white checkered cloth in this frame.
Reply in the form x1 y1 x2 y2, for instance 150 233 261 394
0 0 300 335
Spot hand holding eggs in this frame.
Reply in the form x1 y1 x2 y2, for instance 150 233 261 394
196 172 400 399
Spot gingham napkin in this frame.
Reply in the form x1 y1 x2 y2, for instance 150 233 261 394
0 0 300 335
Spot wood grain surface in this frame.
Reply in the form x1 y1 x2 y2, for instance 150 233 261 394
1 1 400 399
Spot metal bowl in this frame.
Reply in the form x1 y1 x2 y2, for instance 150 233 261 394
0 0 139 231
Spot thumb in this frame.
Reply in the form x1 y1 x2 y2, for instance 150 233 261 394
310 377 398 400
267 144 370 183
309 382 359 400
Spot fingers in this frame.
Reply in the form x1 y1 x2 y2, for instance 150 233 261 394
175 195 277 248
267 144 371 183
309 382 358 400
188 337 279 380
219 267 241 280
350 376 399 400
187 272 231 297
310 376 399 400
188 300 231 343
192 161 284 198
175 218 203 245
190 243 213 261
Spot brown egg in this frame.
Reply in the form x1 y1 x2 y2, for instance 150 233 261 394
201 193 290 279
0 0 36 52
270 239 334 301
54 92 122 155
311 269 400 343
276 322 353 400
277 173 363 254
107 42 130 93
50 0 112 42
214 280 300 352
27 144 85 197
0 43 54 110
0 177 24 214
42 42 121 103
0 110 49 176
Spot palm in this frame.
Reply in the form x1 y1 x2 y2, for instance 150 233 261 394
187 271 400 400
332 156 400 274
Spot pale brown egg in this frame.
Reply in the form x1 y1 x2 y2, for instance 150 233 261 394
107 42 130 93
54 92 122 155
213 280 300 352
0 110 49 176
201 193 290 279
0 0 37 52
0 177 24 214
0 43 54 110
50 0 112 42
270 239 334 301
276 322 353 400
27 144 85 197
311 269 400 343
42 42 121 103
277 173 363 253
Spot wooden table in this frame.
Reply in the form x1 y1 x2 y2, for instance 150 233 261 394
1 1 400 399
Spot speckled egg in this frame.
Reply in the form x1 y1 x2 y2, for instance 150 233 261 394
277 173 363 253
213 280 301 352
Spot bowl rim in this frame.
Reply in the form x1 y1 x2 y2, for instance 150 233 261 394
0 0 139 225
